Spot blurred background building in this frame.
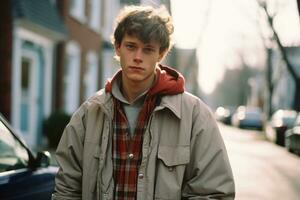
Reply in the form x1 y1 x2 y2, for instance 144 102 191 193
1 0 67 147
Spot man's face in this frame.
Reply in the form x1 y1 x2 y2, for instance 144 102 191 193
115 34 165 86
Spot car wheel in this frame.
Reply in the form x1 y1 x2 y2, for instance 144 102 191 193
276 132 285 146
288 148 294 153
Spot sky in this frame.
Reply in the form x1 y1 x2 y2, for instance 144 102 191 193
171 0 300 94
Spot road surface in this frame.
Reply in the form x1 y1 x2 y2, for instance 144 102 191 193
219 123 300 200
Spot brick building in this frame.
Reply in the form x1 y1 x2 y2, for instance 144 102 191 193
0 0 67 147
55 0 102 114
0 0 102 148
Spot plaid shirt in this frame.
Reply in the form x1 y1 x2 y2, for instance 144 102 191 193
112 96 157 200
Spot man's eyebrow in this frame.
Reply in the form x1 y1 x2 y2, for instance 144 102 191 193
144 44 156 48
123 40 157 48
124 41 136 45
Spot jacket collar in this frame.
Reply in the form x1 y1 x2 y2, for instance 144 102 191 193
156 94 182 119
89 89 114 118
90 89 183 120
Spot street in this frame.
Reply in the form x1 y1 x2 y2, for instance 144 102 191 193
219 123 300 200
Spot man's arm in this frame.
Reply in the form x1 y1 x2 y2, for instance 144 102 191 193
182 100 235 200
52 108 86 200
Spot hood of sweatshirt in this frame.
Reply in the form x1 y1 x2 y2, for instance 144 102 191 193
105 64 185 97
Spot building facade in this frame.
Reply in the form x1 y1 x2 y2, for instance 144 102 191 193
55 0 102 114
1 0 67 148
0 0 103 148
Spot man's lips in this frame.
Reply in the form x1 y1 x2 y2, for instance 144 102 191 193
129 66 144 70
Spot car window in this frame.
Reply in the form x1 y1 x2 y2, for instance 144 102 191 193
282 117 296 127
295 115 300 126
0 121 29 172
246 111 260 117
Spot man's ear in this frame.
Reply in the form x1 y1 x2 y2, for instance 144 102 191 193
114 43 121 56
158 50 167 62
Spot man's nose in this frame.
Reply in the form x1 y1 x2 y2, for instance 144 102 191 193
133 49 143 64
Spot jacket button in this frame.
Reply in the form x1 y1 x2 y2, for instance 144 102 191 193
138 173 144 179
168 167 174 172
128 153 134 159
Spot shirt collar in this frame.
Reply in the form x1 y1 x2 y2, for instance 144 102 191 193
111 78 147 105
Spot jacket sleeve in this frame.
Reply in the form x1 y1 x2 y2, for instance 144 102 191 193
52 107 86 200
182 100 235 200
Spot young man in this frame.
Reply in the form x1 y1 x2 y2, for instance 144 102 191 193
52 5 235 200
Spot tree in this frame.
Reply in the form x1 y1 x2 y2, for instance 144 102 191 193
297 0 300 17
259 1 300 111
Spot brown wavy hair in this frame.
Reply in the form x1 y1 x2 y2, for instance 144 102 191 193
112 5 174 53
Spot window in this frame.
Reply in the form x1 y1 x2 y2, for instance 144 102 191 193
69 0 86 22
0 120 29 172
84 51 99 99
20 57 32 132
89 0 102 31
63 41 81 114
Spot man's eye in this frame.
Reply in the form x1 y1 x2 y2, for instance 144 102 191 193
126 44 135 50
144 48 154 53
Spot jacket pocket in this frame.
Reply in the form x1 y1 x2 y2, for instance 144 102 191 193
155 145 190 200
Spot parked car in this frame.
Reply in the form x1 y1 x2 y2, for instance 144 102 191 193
231 106 264 130
0 113 58 199
215 106 235 125
285 114 300 153
265 109 298 146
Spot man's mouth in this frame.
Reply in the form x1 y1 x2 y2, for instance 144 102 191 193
129 66 144 70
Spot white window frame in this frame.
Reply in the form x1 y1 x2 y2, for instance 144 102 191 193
64 41 81 114
69 0 86 23
84 51 99 99
89 0 102 32
11 27 54 148
102 0 120 41
19 51 38 146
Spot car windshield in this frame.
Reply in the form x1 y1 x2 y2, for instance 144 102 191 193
0 120 29 172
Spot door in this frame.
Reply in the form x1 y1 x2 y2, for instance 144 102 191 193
19 53 38 147
12 30 53 149
17 44 43 148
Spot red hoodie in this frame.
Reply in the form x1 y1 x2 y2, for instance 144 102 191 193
105 64 185 97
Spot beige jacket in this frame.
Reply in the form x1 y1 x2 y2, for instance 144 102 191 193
52 89 235 200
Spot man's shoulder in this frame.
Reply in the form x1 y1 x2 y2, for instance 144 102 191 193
164 91 207 107
182 92 212 111
75 89 112 112
71 88 105 110
71 89 113 119
160 92 213 118
86 88 110 104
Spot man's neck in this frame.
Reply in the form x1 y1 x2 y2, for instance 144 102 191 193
121 75 156 103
